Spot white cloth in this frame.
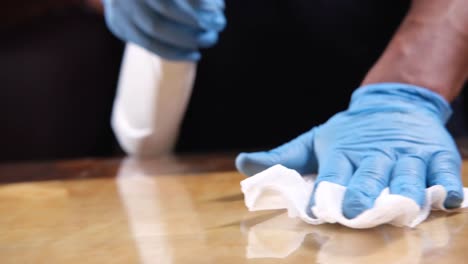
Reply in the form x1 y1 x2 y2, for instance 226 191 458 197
241 164 468 229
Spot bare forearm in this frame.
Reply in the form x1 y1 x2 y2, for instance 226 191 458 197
362 0 468 102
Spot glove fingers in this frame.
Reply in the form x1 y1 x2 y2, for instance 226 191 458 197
189 0 225 10
342 154 393 219
427 151 464 209
307 152 354 217
146 0 226 31
144 36 201 61
235 129 318 176
389 156 426 208
104 2 200 61
133 4 218 49
180 0 226 30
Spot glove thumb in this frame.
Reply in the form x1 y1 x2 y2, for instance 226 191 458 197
235 129 318 176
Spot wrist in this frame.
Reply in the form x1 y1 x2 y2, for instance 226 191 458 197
352 83 452 124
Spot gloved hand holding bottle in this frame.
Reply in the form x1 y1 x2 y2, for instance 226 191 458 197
102 0 226 157
102 0 226 61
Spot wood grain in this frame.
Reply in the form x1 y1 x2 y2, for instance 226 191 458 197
0 154 467 263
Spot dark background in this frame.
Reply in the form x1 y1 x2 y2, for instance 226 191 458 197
1 1 467 163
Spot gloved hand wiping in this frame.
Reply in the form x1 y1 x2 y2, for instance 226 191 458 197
236 83 465 219
103 0 226 61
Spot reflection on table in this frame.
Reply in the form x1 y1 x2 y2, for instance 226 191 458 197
0 155 468 263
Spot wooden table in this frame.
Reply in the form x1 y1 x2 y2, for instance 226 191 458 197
0 153 467 264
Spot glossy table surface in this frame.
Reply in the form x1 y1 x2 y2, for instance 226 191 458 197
1 153 468 264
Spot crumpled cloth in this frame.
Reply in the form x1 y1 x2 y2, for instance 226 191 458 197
241 164 468 228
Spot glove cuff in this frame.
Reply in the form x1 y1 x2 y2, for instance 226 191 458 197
350 82 453 124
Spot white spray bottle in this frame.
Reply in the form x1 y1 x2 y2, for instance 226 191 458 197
111 43 196 157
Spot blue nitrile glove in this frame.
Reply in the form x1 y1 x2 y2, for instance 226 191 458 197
236 83 464 219
102 0 226 61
